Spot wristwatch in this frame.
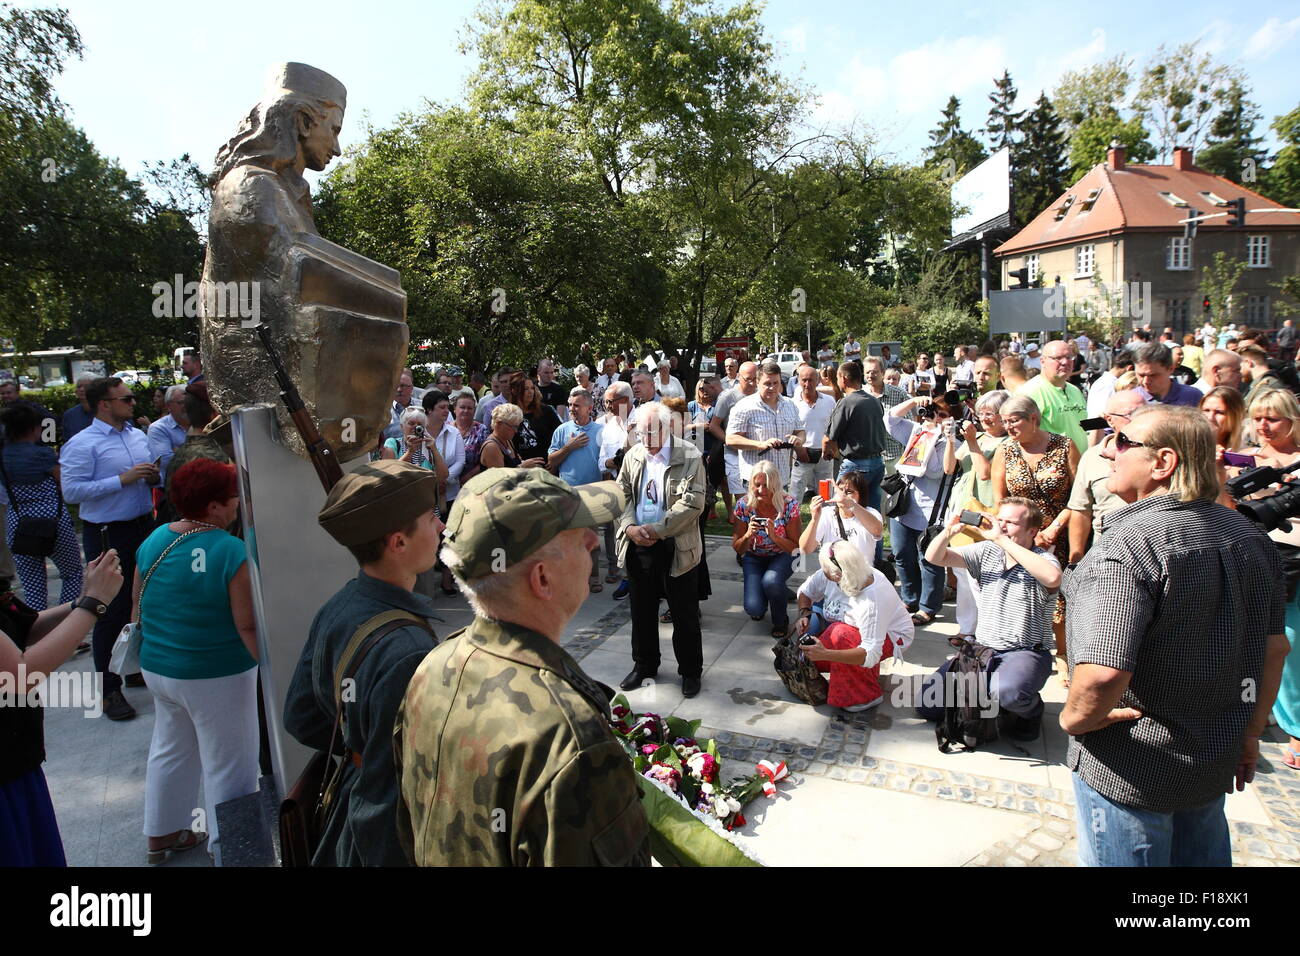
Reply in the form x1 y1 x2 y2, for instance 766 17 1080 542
73 596 109 618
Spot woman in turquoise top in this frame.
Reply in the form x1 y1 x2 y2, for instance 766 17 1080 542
134 458 259 864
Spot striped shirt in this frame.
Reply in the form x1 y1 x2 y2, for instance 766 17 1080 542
955 542 1059 652
1063 494 1285 812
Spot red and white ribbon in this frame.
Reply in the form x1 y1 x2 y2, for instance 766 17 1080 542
756 759 789 797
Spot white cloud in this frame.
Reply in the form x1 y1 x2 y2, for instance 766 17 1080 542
814 34 1007 131
1196 19 1236 56
1244 16 1300 59
781 23 808 55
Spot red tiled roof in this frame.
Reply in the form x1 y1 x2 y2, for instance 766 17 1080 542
994 161 1300 257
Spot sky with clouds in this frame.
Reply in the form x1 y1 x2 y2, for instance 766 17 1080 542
28 0 1300 183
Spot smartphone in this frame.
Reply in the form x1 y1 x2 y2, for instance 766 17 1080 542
959 510 986 528
1080 416 1107 431
1223 452 1257 468
99 526 110 555
153 456 163 468
799 635 816 646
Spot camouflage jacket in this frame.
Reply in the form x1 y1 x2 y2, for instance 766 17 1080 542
395 616 650 866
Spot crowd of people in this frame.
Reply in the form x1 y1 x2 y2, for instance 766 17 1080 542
2 320 1299 868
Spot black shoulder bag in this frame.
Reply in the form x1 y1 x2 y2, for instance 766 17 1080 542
279 610 436 867
0 452 60 558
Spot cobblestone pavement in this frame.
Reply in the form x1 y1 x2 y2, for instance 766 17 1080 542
562 538 1300 867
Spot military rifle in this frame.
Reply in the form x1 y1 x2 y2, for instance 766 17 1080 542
254 323 345 491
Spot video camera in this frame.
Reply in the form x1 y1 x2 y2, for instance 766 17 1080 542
1228 460 1300 532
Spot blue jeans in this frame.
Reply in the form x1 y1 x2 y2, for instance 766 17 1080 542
1072 774 1232 867
890 519 944 614
838 456 885 562
742 552 795 629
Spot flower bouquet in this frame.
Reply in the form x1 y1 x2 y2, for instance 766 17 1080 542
610 695 791 867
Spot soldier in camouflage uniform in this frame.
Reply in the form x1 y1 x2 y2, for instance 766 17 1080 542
395 468 650 866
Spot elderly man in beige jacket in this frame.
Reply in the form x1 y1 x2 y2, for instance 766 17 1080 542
616 402 706 697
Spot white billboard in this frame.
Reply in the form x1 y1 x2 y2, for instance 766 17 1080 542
951 147 1011 237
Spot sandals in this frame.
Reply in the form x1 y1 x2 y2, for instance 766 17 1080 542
771 627 788 639
1282 745 1300 771
590 580 603 593
605 573 621 584
911 611 937 626
147 829 207 865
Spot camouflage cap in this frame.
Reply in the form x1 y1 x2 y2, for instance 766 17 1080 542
444 469 624 580
318 460 439 547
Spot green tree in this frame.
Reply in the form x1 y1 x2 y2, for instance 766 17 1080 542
1198 252 1248 324
1052 55 1134 132
1136 41 1244 160
1195 79 1265 183
1066 111 1156 180
924 95 987 179
316 107 664 376
1015 93 1068 224
1260 105 1300 210
1273 275 1300 318
985 69 1023 153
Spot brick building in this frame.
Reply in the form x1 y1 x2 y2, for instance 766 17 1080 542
994 144 1300 334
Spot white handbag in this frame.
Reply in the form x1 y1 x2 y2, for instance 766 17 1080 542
107 528 206 677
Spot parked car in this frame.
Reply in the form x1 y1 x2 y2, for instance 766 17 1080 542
112 369 153 385
770 350 803 380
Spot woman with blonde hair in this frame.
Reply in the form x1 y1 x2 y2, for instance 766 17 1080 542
793 540 914 711
1201 386 1248 507
479 403 544 470
818 363 843 402
732 460 801 638
1243 388 1300 770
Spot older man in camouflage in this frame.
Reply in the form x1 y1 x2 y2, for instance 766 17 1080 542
395 468 650 866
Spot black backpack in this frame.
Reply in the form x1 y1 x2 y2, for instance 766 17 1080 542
935 639 1000 753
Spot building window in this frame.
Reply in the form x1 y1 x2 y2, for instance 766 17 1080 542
1245 296 1270 325
1026 254 1039 284
1247 235 1270 268
1167 237 1191 270
1164 298 1189 331
1075 244 1095 277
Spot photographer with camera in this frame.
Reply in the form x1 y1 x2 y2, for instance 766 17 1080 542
1062 405 1288 866
920 498 1062 740
382 407 449 481
885 392 956 625
1238 388 1300 770
794 541 914 712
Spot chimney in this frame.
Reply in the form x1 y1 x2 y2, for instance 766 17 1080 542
1172 147 1194 171
1107 139 1125 171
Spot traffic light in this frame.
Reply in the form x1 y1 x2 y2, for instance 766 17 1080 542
1009 267 1030 288
1184 208 1200 240
1203 296 1211 312
1227 197 1246 228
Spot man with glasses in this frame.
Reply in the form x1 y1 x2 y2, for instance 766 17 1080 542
387 367 416 441
1062 405 1287 866
1066 390 1146 565
615 403 706 698
59 377 161 721
1016 340 1088 451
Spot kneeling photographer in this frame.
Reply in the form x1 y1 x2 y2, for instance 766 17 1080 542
919 499 1061 741
1232 388 1300 771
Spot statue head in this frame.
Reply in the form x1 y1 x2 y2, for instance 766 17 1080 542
213 63 347 183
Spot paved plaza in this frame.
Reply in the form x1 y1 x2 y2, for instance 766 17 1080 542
37 538 1300 867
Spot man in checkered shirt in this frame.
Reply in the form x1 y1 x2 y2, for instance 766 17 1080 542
1061 405 1289 867
725 360 805 491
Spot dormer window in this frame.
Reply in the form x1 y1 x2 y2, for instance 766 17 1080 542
1079 188 1102 212
1158 191 1188 207
1055 195 1075 220
1199 191 1229 207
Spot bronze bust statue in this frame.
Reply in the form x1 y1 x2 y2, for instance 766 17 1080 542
201 62 408 462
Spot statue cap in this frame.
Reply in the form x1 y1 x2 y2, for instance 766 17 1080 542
265 62 346 108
